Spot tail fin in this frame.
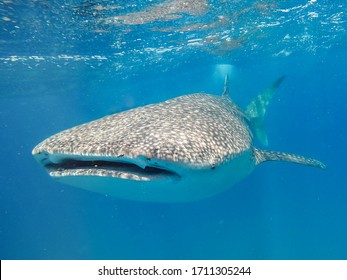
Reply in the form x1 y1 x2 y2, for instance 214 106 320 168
246 76 286 146
254 148 326 169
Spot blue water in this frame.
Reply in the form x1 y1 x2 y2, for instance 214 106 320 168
1 0 346 259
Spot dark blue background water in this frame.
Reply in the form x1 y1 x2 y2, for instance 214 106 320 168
0 0 346 259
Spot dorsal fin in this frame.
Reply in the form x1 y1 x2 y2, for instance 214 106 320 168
253 148 326 169
222 74 229 97
246 76 286 146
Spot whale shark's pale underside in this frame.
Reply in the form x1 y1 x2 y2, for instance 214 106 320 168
32 76 325 202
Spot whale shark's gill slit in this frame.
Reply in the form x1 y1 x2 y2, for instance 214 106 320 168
45 159 181 181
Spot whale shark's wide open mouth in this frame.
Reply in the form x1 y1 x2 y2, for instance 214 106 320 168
38 155 181 182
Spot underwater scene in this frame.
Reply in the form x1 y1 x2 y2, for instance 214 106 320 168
0 0 346 259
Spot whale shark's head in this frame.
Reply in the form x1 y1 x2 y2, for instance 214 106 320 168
32 93 255 202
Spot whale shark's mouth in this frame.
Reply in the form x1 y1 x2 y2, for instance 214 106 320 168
39 155 181 181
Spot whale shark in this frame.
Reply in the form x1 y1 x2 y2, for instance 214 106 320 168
32 76 325 202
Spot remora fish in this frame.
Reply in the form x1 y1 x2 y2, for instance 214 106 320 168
32 76 325 202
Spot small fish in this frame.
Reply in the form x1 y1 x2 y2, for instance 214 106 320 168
32 76 325 202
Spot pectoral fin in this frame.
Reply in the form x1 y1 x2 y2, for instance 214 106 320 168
253 148 326 169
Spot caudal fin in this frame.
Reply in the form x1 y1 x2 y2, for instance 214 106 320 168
254 148 326 169
246 76 286 146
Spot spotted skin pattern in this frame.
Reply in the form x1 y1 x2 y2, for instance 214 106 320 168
33 93 252 169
